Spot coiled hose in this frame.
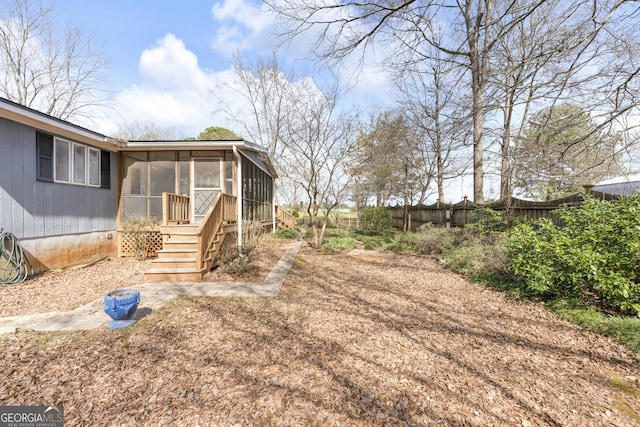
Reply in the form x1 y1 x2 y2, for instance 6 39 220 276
0 230 33 285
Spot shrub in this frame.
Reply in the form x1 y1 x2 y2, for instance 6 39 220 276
321 237 356 252
446 238 507 277
274 228 298 239
506 219 564 295
386 241 413 253
217 221 264 277
360 206 393 235
468 207 508 235
411 225 458 255
216 244 260 277
363 241 379 250
506 195 640 315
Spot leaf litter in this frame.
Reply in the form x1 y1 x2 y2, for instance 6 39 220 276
0 243 639 425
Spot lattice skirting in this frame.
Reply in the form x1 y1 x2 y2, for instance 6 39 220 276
119 231 163 258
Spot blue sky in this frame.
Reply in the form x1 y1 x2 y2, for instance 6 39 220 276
52 0 391 138
50 1 474 201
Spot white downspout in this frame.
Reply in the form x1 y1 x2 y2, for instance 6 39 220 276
272 180 277 234
232 146 243 251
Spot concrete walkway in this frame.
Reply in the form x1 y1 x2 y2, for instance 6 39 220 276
0 239 302 334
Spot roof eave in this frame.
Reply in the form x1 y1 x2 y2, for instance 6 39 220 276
0 97 118 150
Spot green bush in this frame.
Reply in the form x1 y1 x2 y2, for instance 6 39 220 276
507 195 640 315
468 207 508 235
506 219 564 295
273 228 298 239
363 241 379 250
411 225 458 255
349 230 392 250
360 206 393 235
321 237 356 252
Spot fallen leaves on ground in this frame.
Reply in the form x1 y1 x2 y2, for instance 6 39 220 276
0 235 288 317
1 246 640 426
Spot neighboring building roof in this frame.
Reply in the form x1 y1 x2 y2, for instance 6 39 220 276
593 181 640 196
593 175 640 196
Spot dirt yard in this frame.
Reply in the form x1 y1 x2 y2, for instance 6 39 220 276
0 235 287 318
1 240 640 425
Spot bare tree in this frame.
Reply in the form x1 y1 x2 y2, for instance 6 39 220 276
488 0 640 200
267 0 554 203
222 56 357 246
489 1 563 200
280 82 357 247
392 34 471 204
216 54 302 206
0 0 108 121
269 0 640 204
114 121 181 141
219 54 292 161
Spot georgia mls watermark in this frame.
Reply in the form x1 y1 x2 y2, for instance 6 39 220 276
0 406 64 427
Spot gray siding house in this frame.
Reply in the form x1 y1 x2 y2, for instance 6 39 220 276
0 97 290 280
0 98 119 273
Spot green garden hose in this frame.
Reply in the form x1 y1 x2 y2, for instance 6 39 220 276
0 230 33 285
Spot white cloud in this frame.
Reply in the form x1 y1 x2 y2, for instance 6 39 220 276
96 12 394 140
138 34 208 90
210 0 274 57
104 34 251 138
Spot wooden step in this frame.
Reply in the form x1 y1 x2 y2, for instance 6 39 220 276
149 257 197 269
155 248 197 259
144 268 205 282
159 224 199 234
162 241 198 251
163 233 198 243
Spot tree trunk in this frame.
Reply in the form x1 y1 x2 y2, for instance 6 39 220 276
500 101 512 200
465 0 489 204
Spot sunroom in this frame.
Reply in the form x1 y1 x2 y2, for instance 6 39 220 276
116 139 294 281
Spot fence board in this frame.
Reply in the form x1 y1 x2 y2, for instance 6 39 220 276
388 191 622 230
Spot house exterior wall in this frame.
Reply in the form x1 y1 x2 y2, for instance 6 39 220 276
0 117 117 272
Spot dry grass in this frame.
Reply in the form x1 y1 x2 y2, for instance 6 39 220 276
1 245 640 425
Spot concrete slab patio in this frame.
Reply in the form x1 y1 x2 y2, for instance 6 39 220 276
0 239 302 334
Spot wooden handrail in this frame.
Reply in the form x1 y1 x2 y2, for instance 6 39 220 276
196 193 237 270
276 206 296 229
162 192 190 225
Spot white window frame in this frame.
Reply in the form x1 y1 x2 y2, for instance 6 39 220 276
53 137 101 187
54 137 71 183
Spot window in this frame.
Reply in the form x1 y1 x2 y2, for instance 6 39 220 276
88 148 100 186
54 138 70 183
100 150 111 189
73 143 86 184
36 132 110 188
36 132 53 182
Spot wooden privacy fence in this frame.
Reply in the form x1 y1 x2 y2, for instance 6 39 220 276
388 191 621 231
